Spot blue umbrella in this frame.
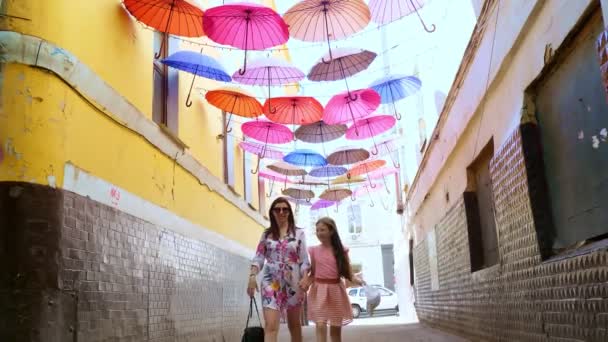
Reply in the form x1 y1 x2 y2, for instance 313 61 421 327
162 50 232 107
370 75 421 120
310 166 348 179
283 149 327 167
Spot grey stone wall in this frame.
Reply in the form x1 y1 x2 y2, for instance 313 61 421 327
0 182 252 342
413 124 608 341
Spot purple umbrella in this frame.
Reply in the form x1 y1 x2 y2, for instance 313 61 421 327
311 199 338 211
310 166 348 188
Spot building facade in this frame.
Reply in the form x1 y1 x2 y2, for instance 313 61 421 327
0 0 283 340
407 0 608 340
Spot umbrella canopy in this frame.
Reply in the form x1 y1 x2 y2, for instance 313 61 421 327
203 3 289 73
327 147 370 165
295 121 347 143
267 162 308 177
242 120 293 144
283 149 328 167
352 182 384 206
320 188 352 202
346 115 397 154
311 199 338 210
282 187 315 200
368 0 435 32
374 139 401 167
263 96 324 133
309 166 348 178
332 174 366 185
323 88 381 127
206 88 263 131
283 0 370 61
348 160 386 178
233 57 305 113
260 170 293 197
308 48 377 82
370 75 422 120
124 0 205 57
238 141 284 160
162 51 231 107
368 167 399 180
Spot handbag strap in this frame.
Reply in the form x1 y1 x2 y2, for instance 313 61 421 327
245 296 262 328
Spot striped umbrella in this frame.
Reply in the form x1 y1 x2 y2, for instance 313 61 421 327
283 0 370 62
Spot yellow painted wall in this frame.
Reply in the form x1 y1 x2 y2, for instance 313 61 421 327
0 0 274 247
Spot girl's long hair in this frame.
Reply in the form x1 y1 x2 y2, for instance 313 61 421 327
316 217 352 281
267 197 296 240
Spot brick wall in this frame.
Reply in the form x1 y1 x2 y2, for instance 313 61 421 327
0 182 252 342
413 124 608 341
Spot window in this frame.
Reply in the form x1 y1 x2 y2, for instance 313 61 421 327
408 239 415 286
378 288 392 296
347 204 362 234
243 155 253 204
426 229 439 290
359 289 366 297
464 140 499 272
257 175 266 216
348 289 358 296
222 112 235 188
152 32 168 126
531 7 608 253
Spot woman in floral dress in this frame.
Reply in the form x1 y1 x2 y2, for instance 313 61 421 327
247 197 310 342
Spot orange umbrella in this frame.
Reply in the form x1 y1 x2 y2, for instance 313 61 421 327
205 88 263 132
263 96 323 135
348 160 386 189
123 0 205 58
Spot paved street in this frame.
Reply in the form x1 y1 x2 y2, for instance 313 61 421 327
279 321 467 341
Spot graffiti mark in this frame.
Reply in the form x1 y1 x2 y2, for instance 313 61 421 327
109 187 121 207
50 47 69 58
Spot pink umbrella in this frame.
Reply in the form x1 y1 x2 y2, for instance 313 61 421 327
353 182 384 207
308 48 377 101
233 57 305 115
346 115 397 154
369 166 399 194
242 120 293 174
283 0 370 62
369 0 435 32
323 88 381 135
203 3 289 74
239 141 284 174
375 139 400 168
259 171 293 198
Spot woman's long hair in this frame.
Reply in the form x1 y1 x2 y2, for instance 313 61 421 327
316 217 352 281
267 197 296 240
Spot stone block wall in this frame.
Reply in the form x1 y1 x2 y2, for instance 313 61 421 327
0 182 252 342
413 123 608 341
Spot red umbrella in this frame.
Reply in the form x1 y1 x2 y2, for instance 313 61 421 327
203 3 289 74
346 115 397 154
123 0 205 58
348 160 386 188
323 89 381 135
263 97 324 136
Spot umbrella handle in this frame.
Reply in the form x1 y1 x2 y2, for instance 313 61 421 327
351 193 356 201
154 2 176 59
369 200 375 208
321 6 333 64
238 52 248 75
410 0 436 33
383 176 391 194
186 74 198 107
371 144 379 155
306 197 311 203
347 92 358 102
251 157 261 174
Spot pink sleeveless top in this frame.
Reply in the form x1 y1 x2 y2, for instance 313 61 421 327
310 245 349 279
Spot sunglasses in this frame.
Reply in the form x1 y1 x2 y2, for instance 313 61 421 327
272 207 290 214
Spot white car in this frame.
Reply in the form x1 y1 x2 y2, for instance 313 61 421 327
347 285 399 318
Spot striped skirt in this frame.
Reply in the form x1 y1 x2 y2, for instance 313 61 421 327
307 278 353 326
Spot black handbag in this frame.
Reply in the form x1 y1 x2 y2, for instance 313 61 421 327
241 297 264 342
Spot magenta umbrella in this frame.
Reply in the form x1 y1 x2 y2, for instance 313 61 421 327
239 141 284 174
233 57 305 115
242 120 293 174
323 88 381 135
346 115 396 155
203 3 289 74
259 170 293 197
369 166 399 194
353 182 384 207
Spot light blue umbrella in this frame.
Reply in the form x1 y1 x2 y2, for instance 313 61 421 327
370 75 422 120
162 50 232 107
283 149 327 167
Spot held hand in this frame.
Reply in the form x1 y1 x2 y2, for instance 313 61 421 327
298 275 312 291
247 275 258 298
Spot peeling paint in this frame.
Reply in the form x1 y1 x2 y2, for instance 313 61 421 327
4 138 22 160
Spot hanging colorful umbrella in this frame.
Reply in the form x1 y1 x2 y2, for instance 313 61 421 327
332 174 366 185
239 141 284 174
308 48 377 101
348 159 386 188
123 0 205 58
282 187 315 201
242 121 292 174
295 121 347 151
283 0 370 62
323 89 381 136
320 188 352 202
267 162 308 178
310 165 348 188
233 57 305 115
368 0 435 32
206 88 263 132
203 3 289 74
263 96 323 135
327 147 370 166
346 115 397 154
374 139 401 168
353 182 384 207
370 75 422 120
369 166 399 194
162 50 231 107
311 199 338 211
283 149 327 167
259 170 292 197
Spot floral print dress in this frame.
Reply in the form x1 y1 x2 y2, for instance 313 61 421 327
251 227 310 314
